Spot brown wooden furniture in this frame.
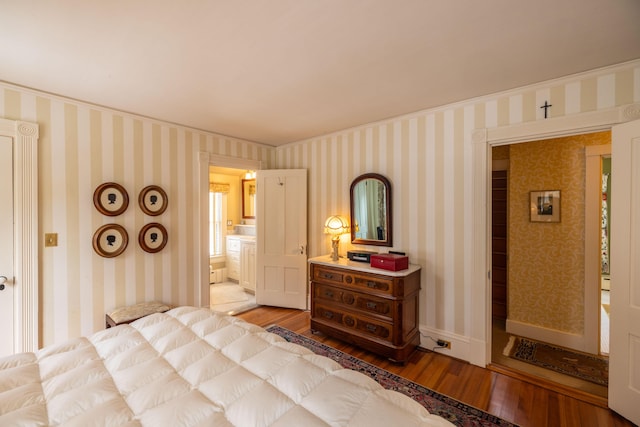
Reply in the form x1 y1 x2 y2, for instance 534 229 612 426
309 256 420 363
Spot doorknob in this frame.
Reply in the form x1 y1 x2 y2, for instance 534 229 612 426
0 276 7 291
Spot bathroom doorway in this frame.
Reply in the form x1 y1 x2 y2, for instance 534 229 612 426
208 165 258 315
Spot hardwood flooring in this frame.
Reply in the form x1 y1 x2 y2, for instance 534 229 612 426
238 306 634 427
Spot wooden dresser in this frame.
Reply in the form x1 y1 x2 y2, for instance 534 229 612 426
309 256 421 363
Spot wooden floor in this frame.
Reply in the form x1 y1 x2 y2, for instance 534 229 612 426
238 306 634 427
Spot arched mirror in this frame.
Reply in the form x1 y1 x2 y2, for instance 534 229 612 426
350 173 392 246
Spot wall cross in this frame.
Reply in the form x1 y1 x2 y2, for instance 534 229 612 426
540 101 553 119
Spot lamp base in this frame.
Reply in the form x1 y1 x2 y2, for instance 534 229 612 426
331 237 340 261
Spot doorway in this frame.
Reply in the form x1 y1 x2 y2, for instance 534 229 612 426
0 118 39 356
489 133 611 399
208 165 258 315
198 154 262 313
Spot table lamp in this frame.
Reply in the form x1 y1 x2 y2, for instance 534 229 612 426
324 215 349 261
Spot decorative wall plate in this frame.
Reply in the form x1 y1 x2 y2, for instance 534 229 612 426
93 224 128 258
94 182 129 216
139 223 168 253
139 185 168 216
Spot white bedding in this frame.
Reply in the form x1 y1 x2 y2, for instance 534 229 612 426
0 306 453 426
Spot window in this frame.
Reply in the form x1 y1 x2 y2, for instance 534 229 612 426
209 191 227 256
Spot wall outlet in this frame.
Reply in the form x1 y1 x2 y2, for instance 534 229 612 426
437 339 451 349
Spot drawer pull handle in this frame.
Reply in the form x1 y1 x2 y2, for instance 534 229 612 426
323 311 334 319
366 281 377 288
366 302 377 310
322 273 334 280
325 291 334 298
366 324 377 332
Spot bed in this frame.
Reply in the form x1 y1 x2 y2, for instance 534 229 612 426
0 306 453 426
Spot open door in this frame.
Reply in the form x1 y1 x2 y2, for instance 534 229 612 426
609 119 640 425
0 137 14 356
255 169 308 309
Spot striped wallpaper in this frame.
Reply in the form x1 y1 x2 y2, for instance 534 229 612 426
1 59 639 354
278 60 640 343
0 85 274 347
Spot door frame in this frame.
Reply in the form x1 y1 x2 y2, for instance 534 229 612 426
469 103 640 367
0 118 39 353
197 152 262 307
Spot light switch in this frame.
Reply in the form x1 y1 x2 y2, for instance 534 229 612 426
45 233 58 247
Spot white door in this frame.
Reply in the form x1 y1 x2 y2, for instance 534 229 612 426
256 169 308 309
0 136 15 357
610 119 640 425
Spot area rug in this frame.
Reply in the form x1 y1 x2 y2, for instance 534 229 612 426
503 336 608 386
210 284 249 305
266 325 517 427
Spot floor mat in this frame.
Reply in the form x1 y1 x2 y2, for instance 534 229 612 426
503 336 608 386
210 284 249 305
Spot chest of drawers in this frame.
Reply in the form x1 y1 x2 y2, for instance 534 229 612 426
309 256 421 363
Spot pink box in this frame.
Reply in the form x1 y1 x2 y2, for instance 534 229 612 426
370 254 409 271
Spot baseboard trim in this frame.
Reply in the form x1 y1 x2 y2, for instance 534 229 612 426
506 318 586 352
418 326 470 362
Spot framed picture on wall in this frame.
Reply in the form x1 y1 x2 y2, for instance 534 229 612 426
92 224 129 257
139 185 168 216
530 190 561 223
93 182 129 216
139 223 168 253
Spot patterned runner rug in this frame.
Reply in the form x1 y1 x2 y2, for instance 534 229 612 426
266 325 517 427
503 336 608 386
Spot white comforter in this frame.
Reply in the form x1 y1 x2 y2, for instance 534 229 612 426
0 306 453 426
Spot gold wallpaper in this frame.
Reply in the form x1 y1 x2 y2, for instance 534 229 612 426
508 131 610 334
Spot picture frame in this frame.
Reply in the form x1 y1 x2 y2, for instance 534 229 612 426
139 223 168 253
92 224 129 258
530 190 561 223
139 185 168 216
93 182 129 216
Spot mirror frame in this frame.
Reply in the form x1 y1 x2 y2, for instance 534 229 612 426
350 173 392 247
242 178 256 219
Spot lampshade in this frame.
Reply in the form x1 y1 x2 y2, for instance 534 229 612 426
324 215 349 236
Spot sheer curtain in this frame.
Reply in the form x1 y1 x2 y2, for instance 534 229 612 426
209 183 229 256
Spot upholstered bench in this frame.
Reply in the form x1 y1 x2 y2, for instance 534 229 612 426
105 301 173 328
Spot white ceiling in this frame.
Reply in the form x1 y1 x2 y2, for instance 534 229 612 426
1 1 639 146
